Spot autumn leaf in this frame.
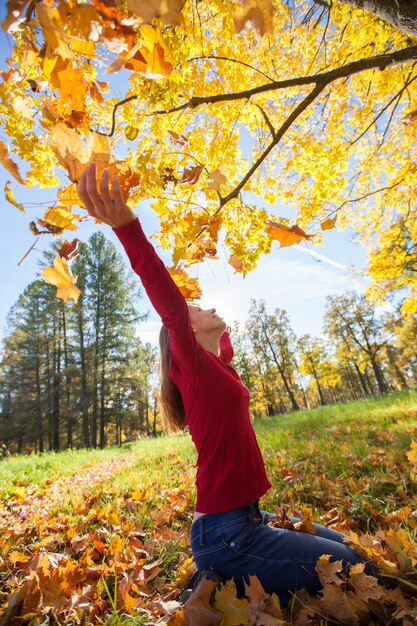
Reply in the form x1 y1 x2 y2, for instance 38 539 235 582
127 0 185 26
213 580 249 626
0 140 25 184
228 255 244 272
207 168 227 191
41 254 81 302
168 266 202 300
406 440 417 467
58 239 79 261
50 123 111 183
56 66 88 112
403 110 417 124
177 165 204 185
321 215 337 231
2 0 31 32
168 130 189 146
139 24 174 77
315 555 344 586
5 181 25 212
38 206 81 234
233 0 274 37
183 578 223 626
267 220 314 247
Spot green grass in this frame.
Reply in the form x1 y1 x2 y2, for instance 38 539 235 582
1 389 416 507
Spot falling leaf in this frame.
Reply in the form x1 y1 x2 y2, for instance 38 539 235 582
207 168 227 191
127 0 185 26
233 0 274 37
167 266 202 300
41 254 81 302
228 255 244 272
315 555 344 586
5 181 25 212
321 215 337 231
177 165 204 185
2 0 31 32
125 126 139 141
267 220 314 247
0 140 25 184
168 130 189 146
38 206 80 234
58 239 79 261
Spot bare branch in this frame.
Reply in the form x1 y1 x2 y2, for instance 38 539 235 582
221 82 326 205
350 72 417 145
188 55 276 83
254 103 276 138
95 95 139 137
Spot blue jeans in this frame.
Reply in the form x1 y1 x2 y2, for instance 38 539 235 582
190 501 375 605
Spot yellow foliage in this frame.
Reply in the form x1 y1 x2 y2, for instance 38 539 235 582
0 0 416 303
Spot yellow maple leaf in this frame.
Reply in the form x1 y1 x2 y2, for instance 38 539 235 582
167 266 202 300
213 579 249 626
5 181 25 212
39 206 80 233
56 66 88 111
41 254 81 302
139 24 174 77
406 440 417 467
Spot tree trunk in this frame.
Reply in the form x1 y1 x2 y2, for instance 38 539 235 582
369 354 388 393
62 304 73 449
77 302 90 448
352 362 369 396
341 0 417 39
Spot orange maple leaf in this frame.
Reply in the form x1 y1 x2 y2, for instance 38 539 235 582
267 220 314 247
0 140 25 184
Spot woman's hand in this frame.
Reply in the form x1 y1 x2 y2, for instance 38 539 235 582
77 162 137 229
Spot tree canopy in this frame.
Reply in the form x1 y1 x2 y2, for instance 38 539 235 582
1 0 416 311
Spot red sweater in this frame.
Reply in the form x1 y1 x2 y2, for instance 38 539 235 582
114 218 271 513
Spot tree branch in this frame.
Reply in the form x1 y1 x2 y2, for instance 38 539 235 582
221 82 326 205
188 55 276 83
152 45 417 115
254 103 276 138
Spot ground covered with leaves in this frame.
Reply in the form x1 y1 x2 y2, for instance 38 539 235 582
1 391 417 625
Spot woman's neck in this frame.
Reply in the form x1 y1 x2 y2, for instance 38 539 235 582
195 333 221 357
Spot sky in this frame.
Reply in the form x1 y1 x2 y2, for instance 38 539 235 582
0 10 370 348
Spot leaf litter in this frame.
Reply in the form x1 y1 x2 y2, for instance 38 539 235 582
1 441 417 625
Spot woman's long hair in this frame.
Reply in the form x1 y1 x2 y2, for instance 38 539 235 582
159 325 186 431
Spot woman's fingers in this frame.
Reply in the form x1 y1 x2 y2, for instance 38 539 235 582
78 162 136 228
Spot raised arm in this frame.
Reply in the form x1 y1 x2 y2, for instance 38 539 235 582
77 164 200 373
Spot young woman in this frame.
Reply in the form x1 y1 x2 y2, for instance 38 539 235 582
78 163 375 605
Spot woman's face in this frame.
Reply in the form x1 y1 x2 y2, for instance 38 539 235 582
188 304 227 335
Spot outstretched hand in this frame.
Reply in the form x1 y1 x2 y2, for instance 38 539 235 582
77 163 137 229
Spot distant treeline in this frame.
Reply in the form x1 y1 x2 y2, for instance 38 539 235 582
1 234 416 455
234 296 417 417
0 233 158 455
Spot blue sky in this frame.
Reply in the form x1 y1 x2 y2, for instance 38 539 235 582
0 13 369 347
